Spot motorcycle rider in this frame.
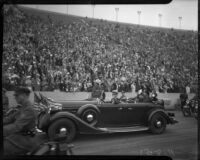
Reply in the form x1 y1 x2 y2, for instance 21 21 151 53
3 87 38 155
3 88 9 116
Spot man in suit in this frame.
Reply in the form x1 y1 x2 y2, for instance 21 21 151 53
111 90 120 104
4 87 38 155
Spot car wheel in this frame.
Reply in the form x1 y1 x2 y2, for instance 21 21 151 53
80 108 99 126
149 113 167 134
48 118 76 143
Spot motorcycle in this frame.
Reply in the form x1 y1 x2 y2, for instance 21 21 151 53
189 98 198 120
29 93 74 155
181 99 192 117
27 136 74 155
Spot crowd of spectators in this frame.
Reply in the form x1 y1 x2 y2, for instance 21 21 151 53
2 5 198 93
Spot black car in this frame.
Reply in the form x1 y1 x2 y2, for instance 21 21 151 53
35 93 178 142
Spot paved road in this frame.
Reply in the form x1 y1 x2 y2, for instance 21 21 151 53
70 111 198 159
36 111 198 160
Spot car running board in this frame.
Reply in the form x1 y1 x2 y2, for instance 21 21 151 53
97 126 149 133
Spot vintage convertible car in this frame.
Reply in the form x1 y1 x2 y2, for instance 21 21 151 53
35 93 178 142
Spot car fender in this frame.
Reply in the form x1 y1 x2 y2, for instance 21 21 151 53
77 104 100 115
37 112 51 131
147 108 171 124
48 111 105 134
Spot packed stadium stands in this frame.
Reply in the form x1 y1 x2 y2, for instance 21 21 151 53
2 5 198 93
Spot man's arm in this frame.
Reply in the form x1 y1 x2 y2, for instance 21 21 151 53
3 108 36 137
3 110 17 125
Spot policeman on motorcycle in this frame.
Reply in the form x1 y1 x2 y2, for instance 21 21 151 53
3 87 38 155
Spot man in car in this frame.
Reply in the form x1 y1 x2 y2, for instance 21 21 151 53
4 87 38 155
111 90 120 104
119 90 127 102
91 79 102 99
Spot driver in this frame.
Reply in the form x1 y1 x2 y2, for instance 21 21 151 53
4 87 38 155
111 90 120 104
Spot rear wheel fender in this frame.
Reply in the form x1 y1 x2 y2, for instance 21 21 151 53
77 104 100 115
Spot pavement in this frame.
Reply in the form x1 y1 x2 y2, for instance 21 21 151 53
35 110 198 159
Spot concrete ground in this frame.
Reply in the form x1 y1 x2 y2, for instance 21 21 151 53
35 111 198 159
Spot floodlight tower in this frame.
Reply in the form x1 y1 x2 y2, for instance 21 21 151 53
115 8 119 22
137 11 141 25
66 5 69 15
178 16 182 29
92 5 95 18
158 13 162 27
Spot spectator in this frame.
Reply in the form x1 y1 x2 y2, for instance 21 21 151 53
2 5 198 93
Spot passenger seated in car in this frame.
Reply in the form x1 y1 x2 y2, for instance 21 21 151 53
119 90 127 102
150 91 158 101
111 90 120 104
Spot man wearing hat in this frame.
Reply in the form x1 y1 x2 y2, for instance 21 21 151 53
119 90 127 102
3 88 9 116
3 87 38 155
111 90 120 104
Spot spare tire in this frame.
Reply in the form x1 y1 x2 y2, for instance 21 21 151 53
78 107 100 126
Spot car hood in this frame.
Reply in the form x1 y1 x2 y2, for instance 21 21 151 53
55 99 98 108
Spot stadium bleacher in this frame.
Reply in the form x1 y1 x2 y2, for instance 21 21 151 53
2 5 198 93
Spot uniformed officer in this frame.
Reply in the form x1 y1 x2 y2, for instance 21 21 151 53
3 88 9 116
3 87 38 155
111 90 120 104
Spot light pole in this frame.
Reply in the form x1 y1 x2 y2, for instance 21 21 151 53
66 5 69 15
178 16 182 29
137 11 141 25
158 13 162 27
115 8 119 22
92 5 95 18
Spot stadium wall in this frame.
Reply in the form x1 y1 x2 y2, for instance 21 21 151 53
6 91 195 110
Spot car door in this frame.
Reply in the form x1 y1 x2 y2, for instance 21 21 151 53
98 103 125 127
121 103 150 125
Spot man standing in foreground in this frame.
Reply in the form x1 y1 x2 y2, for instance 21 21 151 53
3 88 9 116
4 87 38 155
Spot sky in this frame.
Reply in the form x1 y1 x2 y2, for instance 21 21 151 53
21 0 198 30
